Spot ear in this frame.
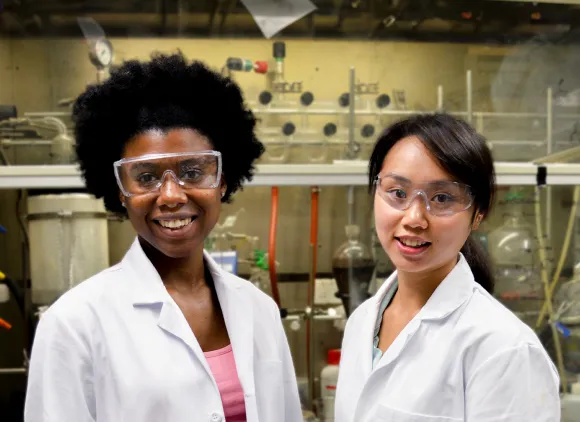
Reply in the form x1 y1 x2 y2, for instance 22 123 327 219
118 192 127 208
220 175 227 199
472 212 484 230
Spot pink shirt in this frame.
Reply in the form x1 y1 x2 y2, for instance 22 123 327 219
204 344 247 422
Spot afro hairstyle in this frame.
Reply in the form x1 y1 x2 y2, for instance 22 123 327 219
73 51 265 215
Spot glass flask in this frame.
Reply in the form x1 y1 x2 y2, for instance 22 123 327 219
332 224 376 316
488 193 544 299
487 190 545 326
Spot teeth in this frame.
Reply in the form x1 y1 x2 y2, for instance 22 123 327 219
158 218 192 229
401 239 428 247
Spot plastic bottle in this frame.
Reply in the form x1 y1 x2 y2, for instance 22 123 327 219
320 349 341 422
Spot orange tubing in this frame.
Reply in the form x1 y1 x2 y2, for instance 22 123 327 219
308 187 319 308
306 187 319 400
268 186 281 308
0 318 12 330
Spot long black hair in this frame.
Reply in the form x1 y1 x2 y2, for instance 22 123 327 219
368 113 496 293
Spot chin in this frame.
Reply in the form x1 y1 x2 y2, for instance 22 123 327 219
141 235 202 260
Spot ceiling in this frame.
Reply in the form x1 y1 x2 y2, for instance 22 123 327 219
3 0 580 44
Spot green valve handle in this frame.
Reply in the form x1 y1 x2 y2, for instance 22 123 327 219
254 249 269 270
505 191 525 202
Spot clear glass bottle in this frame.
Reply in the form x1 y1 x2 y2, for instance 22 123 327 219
332 225 376 316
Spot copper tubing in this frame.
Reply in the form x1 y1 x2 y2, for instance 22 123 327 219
307 187 320 409
268 186 281 307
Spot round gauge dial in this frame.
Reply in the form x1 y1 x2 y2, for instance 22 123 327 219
89 39 114 69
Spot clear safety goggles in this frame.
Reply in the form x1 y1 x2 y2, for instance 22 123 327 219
374 173 474 217
114 151 222 197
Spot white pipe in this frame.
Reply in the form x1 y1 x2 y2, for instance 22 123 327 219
0 367 26 374
546 87 553 244
466 70 473 123
347 67 356 158
437 85 444 111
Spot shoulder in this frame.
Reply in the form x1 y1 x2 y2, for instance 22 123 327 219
38 263 125 335
458 285 556 376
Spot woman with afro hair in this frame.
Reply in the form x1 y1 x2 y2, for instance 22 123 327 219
24 52 303 422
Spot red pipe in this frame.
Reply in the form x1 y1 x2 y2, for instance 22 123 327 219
268 186 281 308
306 187 319 399
308 187 319 308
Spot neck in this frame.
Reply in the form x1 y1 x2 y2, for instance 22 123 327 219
139 237 207 293
391 257 458 310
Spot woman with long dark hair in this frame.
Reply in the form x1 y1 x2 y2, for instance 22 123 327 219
334 113 560 422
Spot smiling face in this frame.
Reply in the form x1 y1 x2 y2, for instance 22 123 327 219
120 128 225 259
374 135 480 281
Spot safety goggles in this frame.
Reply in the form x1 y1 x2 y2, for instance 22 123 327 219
374 173 474 217
114 151 222 197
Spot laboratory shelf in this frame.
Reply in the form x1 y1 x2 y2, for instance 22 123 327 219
0 162 579 190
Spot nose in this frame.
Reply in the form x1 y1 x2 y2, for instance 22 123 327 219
401 191 429 229
157 171 187 208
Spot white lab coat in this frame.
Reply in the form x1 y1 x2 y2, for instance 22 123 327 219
24 238 303 422
335 254 561 422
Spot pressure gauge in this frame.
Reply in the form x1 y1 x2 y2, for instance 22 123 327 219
89 39 114 69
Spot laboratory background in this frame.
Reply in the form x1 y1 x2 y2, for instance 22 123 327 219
2 0 580 420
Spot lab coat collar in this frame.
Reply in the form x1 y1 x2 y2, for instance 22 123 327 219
121 238 256 396
358 254 476 376
372 253 475 322
122 237 245 305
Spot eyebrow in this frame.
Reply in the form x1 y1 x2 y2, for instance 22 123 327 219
382 172 454 185
129 162 157 172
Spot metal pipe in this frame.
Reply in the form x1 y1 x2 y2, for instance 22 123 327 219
466 70 473 123
547 87 553 155
347 186 355 226
546 87 553 247
283 314 344 321
437 85 444 111
0 367 26 374
348 67 356 159
1 140 53 146
25 108 579 119
24 112 70 118
260 139 548 148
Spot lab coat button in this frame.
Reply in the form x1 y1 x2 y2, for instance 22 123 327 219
210 413 223 422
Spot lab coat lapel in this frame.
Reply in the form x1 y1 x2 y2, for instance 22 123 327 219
372 254 475 372
359 272 399 377
204 251 256 396
123 238 216 382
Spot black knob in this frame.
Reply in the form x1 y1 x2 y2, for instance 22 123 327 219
339 93 350 107
376 94 391 109
300 91 314 107
282 122 296 136
361 124 375 138
259 90 273 106
226 57 243 71
323 122 337 137
273 41 286 59
279 308 288 318
0 105 17 121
